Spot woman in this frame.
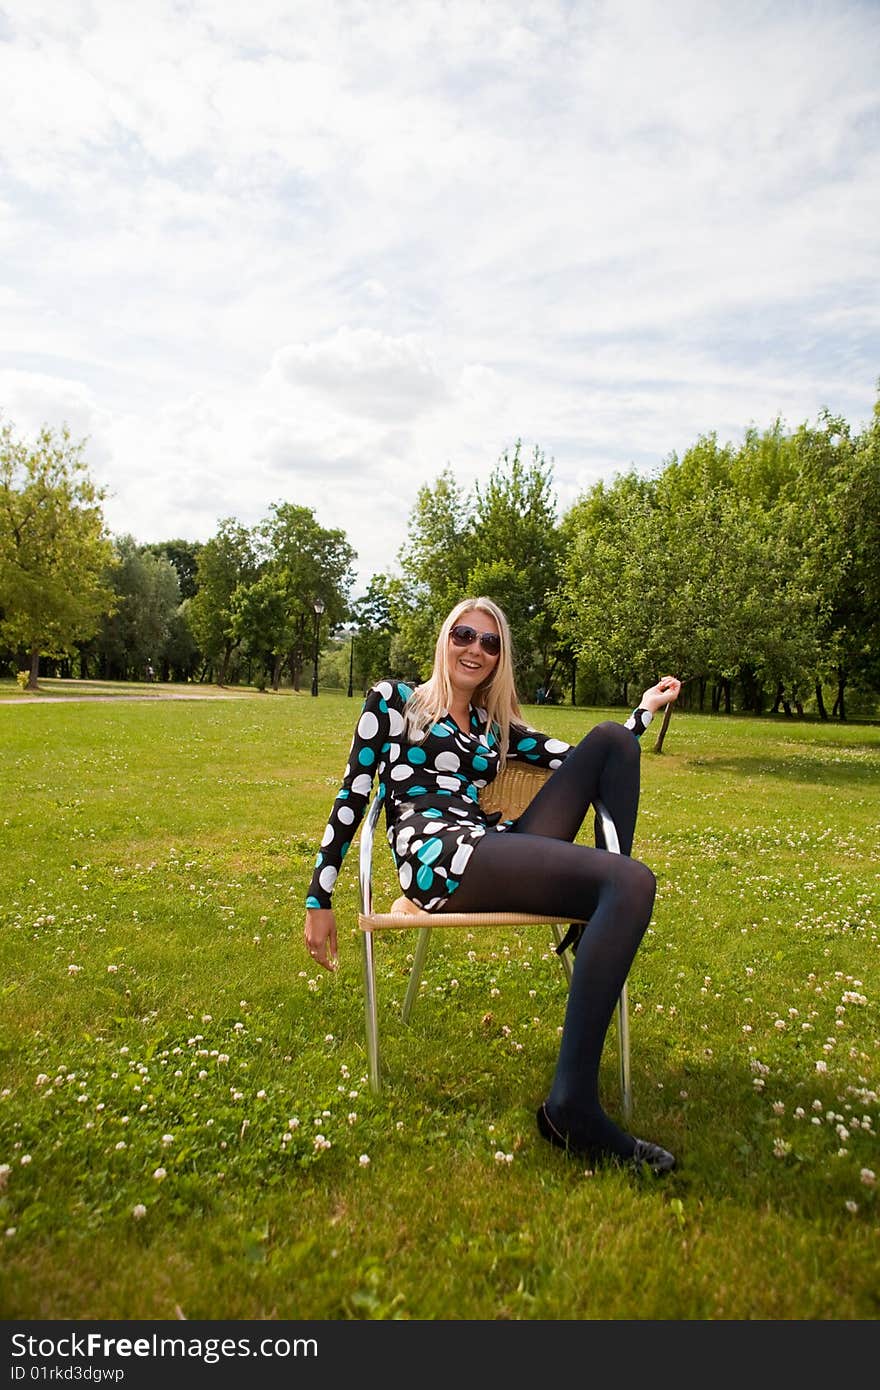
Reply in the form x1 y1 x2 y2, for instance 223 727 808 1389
304 596 681 1173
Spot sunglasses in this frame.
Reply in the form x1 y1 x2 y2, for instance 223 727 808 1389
449 623 501 655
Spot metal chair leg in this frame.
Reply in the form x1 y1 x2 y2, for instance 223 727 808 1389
401 926 433 1023
361 930 381 1093
551 921 574 986
617 981 632 1122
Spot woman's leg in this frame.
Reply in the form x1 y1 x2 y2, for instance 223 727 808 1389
514 720 641 855
438 831 666 1164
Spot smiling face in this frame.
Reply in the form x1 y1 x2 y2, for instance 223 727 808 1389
446 608 501 702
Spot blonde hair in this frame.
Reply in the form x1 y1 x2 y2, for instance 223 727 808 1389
404 597 523 764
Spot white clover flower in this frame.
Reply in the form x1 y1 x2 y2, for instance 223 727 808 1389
493 1151 514 1165
161 1134 174 1146
772 1101 785 1115
347 1113 357 1125
5 1227 16 1237
35 1074 49 1086
153 1167 166 1181
288 1118 300 1130
115 1141 126 1151
20 1154 32 1166
815 1060 828 1073
772 1139 791 1158
107 964 119 974
845 1200 858 1214
358 1154 370 1167
132 1204 147 1219
67 964 81 976
859 1169 875 1187
0 1164 10 1189
313 1135 331 1152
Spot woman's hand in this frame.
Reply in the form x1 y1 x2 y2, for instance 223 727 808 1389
639 675 681 713
304 908 338 972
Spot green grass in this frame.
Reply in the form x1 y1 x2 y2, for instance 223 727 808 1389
0 689 877 1320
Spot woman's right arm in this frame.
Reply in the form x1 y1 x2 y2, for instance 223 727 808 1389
303 685 391 970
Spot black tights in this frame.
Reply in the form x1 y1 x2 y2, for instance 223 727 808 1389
437 721 657 1158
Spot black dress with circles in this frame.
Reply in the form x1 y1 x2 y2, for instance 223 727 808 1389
306 679 652 913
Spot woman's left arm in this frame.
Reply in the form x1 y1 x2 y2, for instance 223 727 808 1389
625 676 681 737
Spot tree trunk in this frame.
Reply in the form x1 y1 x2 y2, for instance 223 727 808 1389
698 676 706 711
653 702 674 754
723 679 731 715
272 655 282 691
814 681 828 720
832 668 847 721
218 644 232 686
27 644 40 690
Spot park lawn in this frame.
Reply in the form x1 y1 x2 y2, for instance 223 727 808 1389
0 690 877 1320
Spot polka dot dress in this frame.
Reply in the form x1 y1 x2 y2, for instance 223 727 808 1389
306 681 654 912
306 680 577 912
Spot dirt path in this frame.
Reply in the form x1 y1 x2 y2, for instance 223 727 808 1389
0 689 257 706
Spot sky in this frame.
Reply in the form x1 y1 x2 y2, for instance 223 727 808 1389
2 0 878 594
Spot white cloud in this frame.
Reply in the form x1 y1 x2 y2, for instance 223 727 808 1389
0 0 877 592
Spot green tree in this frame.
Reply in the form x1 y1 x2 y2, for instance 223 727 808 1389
188 520 258 684
257 503 356 690
0 419 116 689
470 441 562 696
396 447 562 690
349 574 398 691
395 468 472 672
145 539 203 601
229 571 289 688
95 536 181 680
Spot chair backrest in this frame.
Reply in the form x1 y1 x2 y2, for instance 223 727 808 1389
478 762 551 820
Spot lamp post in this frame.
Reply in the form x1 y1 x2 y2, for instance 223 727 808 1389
311 597 325 696
347 630 355 697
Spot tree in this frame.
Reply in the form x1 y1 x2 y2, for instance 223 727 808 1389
255 503 357 691
395 448 562 689
187 520 259 684
95 536 181 680
395 468 473 672
144 539 203 601
350 574 398 691
470 441 562 696
0 419 116 689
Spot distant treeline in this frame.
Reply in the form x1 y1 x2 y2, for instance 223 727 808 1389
2 394 878 718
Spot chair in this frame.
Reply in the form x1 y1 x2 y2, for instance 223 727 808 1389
357 762 632 1118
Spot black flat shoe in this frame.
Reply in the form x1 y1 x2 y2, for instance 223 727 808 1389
536 1102 676 1175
